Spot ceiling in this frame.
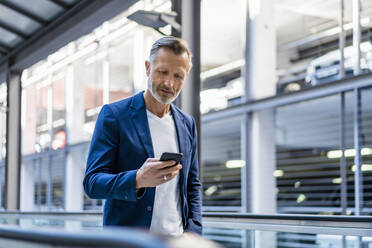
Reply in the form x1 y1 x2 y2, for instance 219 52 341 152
0 0 83 61
1 0 371 82
0 0 139 83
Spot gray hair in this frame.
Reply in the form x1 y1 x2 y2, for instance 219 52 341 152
149 36 192 70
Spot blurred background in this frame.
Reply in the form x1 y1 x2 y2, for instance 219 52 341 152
0 0 371 247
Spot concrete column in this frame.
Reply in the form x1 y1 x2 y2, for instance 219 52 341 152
64 64 85 211
245 0 276 100
5 69 21 210
242 0 276 214
242 0 276 246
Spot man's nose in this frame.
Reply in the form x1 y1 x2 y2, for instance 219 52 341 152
164 76 175 88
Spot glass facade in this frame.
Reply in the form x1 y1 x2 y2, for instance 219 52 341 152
273 88 372 215
276 95 343 213
0 0 371 247
201 116 242 209
360 86 372 212
200 0 245 114
19 0 169 211
0 0 369 222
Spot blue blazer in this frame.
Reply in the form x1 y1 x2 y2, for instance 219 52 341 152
83 91 202 234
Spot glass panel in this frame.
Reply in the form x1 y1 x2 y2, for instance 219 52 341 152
201 116 242 209
22 83 38 155
51 69 66 151
51 153 65 209
7 0 64 22
204 227 372 248
36 83 49 152
0 214 101 230
19 0 172 212
22 77 51 160
108 35 135 103
73 49 104 135
200 0 245 112
203 227 245 248
276 95 343 214
276 0 342 93
275 0 372 95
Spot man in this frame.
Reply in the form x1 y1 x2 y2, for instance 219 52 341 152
83 36 202 236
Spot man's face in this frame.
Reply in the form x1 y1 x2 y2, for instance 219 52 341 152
146 47 190 105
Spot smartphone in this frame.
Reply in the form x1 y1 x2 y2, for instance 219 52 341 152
160 152 183 167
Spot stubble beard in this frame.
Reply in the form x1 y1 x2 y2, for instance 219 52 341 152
147 76 181 105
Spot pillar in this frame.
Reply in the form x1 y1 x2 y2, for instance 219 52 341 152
242 0 277 246
64 63 85 211
5 69 21 210
181 0 201 166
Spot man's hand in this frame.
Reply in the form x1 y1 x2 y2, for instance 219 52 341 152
136 158 182 189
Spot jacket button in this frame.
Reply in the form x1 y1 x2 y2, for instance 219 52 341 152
146 206 152 212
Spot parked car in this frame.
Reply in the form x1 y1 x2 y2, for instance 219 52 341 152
305 41 372 86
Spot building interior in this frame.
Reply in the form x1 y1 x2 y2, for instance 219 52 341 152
0 0 371 247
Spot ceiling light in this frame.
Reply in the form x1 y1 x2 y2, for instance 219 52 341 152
225 160 246 169
327 148 372 159
273 170 284 177
351 164 372 172
332 178 342 184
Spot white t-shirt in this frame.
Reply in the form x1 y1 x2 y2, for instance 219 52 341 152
147 110 184 236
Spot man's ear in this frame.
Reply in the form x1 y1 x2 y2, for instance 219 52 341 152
145 60 150 77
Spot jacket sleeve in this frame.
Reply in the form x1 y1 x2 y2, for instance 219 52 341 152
185 118 203 235
83 105 138 202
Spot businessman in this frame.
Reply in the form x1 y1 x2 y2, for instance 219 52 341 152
83 36 202 236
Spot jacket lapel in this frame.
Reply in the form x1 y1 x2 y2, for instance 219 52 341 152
130 92 154 158
171 104 187 187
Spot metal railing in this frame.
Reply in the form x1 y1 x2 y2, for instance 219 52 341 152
203 212 372 237
0 223 167 248
0 211 372 247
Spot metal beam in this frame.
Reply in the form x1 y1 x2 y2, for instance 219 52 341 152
0 61 7 83
339 0 345 79
202 72 372 123
171 0 182 108
48 0 70 9
354 88 362 215
171 0 181 37
181 0 201 165
0 0 139 71
340 92 347 215
0 42 10 54
203 220 372 237
0 20 28 39
0 0 47 25
5 69 21 210
241 0 251 214
353 0 361 75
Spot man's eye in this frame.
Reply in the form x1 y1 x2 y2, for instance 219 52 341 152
159 71 167 75
175 74 183 79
